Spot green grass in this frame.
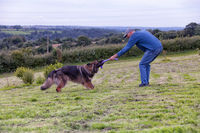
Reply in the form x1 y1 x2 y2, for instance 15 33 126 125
1 29 62 35
0 52 200 132
1 29 33 35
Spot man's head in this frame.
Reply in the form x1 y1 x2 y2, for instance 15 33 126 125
123 29 135 38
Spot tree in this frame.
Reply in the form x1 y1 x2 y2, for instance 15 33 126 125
0 25 7 29
109 36 122 44
0 36 26 49
184 22 199 36
11 50 25 67
12 25 22 30
77 36 91 46
52 48 62 62
62 37 75 42
152 29 161 35
2 38 10 49
36 44 52 54
54 38 62 43
194 25 200 35
12 37 23 44
177 30 185 38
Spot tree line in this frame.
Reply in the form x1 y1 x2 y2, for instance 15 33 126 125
0 22 199 54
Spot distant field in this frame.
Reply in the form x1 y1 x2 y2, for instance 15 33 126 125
0 52 200 132
0 29 62 35
0 29 34 35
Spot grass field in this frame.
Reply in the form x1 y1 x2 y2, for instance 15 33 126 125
0 29 62 35
0 52 200 133
1 29 34 35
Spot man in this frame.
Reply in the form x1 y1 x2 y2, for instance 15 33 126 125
109 29 163 87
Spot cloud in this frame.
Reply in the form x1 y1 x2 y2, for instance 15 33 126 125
0 0 199 26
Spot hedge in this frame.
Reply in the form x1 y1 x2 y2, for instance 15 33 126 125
0 53 56 73
0 36 200 73
62 45 143 63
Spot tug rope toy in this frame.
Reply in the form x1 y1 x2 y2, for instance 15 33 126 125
100 58 118 69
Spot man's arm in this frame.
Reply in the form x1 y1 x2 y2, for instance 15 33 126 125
109 54 118 60
117 42 135 57
109 34 138 60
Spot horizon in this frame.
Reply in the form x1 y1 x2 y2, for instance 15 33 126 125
1 24 185 28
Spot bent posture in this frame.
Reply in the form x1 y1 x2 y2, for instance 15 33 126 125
109 30 163 87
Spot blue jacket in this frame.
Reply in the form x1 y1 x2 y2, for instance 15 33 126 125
117 31 162 57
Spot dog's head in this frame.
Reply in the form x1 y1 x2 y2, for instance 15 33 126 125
85 60 104 74
40 70 56 90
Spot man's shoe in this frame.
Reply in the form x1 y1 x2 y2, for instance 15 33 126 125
139 83 149 87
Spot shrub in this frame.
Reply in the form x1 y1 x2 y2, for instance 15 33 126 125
35 75 45 84
44 62 63 78
0 52 15 73
15 67 29 78
22 70 34 84
52 48 62 62
11 50 25 67
197 48 200 55
15 67 34 84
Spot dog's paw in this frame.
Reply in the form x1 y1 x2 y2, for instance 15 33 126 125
56 88 61 92
89 86 94 89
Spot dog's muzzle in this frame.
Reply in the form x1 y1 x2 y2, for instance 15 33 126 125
97 60 104 68
41 86 47 90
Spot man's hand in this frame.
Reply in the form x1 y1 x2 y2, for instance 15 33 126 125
109 54 118 61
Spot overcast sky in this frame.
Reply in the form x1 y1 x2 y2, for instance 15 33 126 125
0 0 199 27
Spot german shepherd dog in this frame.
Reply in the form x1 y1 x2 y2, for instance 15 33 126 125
41 60 104 92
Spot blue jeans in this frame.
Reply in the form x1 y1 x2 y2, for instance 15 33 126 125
139 46 163 84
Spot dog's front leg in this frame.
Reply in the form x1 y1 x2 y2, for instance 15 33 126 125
56 87 61 92
56 80 66 92
84 81 94 89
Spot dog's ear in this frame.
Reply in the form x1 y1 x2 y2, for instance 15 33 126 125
87 63 94 68
99 60 104 62
97 60 103 64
